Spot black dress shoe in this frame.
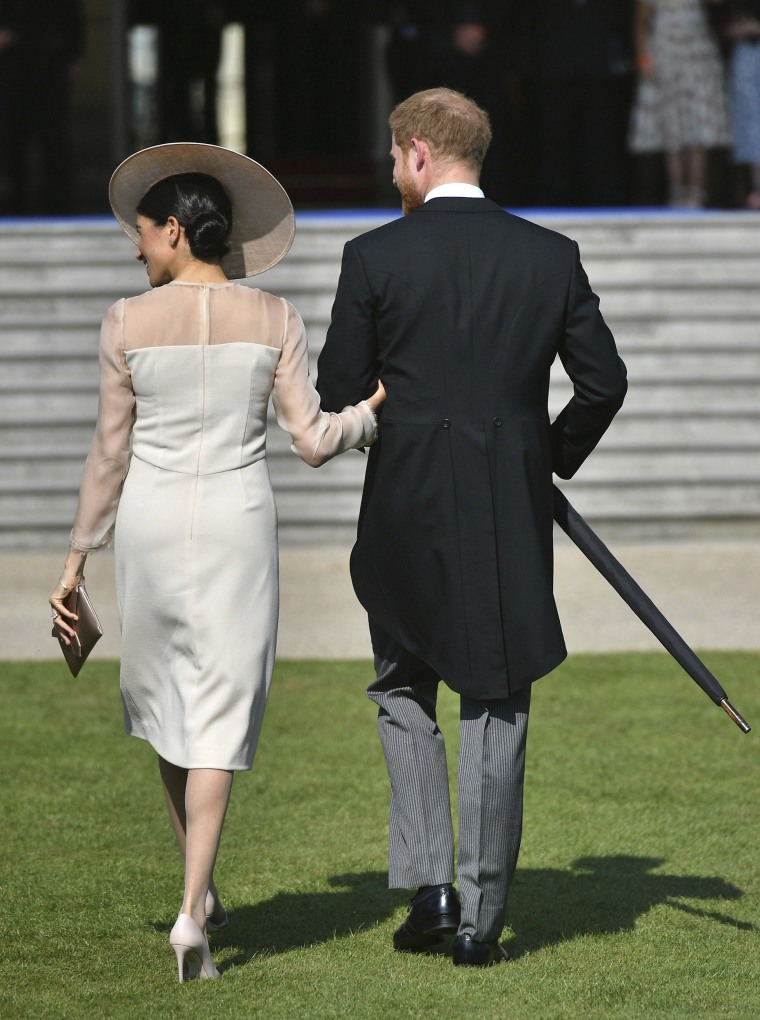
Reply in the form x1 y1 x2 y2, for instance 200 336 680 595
451 934 509 967
393 884 461 951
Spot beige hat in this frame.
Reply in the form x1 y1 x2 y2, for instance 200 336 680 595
109 142 295 279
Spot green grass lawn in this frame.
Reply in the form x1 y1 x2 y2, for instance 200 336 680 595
1 654 758 1019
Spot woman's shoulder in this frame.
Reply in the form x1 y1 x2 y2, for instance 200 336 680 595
121 286 171 312
227 284 298 322
228 283 288 308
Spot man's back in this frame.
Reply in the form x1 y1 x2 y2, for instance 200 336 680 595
318 200 626 697
321 198 624 476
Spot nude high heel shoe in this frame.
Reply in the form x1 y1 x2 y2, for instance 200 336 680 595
205 889 229 932
169 914 220 983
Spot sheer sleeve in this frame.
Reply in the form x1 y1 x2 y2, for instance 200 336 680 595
272 299 377 467
70 300 136 551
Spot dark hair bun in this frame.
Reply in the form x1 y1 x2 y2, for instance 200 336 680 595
185 210 231 260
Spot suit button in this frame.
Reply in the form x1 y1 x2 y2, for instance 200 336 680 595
441 418 451 428
493 417 502 427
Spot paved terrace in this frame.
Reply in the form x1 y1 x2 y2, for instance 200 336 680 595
4 539 758 661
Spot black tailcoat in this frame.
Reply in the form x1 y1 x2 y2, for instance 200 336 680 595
317 199 627 699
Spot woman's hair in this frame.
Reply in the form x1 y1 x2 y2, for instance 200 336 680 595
137 172 233 262
389 87 492 172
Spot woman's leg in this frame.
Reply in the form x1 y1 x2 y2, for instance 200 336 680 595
159 756 188 854
181 768 233 930
747 163 760 208
158 757 231 925
685 146 707 206
666 149 687 205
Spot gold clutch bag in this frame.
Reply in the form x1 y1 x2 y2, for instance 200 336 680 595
53 582 103 677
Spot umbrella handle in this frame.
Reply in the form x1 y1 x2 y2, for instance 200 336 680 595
720 699 751 734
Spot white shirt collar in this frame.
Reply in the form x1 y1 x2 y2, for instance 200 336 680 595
425 183 485 202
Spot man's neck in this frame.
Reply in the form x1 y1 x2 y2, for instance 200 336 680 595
424 166 480 198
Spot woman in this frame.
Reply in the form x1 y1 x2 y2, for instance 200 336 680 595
49 143 384 982
629 0 731 207
723 0 760 208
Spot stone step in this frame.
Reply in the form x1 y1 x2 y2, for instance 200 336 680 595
4 443 759 487
3 474 758 525
3 253 759 302
0 384 756 423
3 347 759 389
4 403 760 449
591 414 760 445
0 328 101 356
554 350 760 380
1 289 758 328
0 213 757 259
0 211 757 252
0 425 96 449
240 291 760 325
527 213 760 251
0 295 133 321
3 494 759 547
3 253 760 295
608 320 760 347
3 427 758 489
2 413 757 463
0 318 756 359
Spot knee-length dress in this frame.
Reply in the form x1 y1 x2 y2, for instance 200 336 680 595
629 0 731 153
70 281 376 770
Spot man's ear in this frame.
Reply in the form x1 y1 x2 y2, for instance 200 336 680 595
410 137 429 172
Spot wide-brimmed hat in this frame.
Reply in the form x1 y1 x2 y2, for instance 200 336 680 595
109 142 295 278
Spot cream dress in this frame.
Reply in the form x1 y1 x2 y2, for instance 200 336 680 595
70 281 376 770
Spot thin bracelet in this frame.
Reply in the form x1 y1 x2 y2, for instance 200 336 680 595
58 578 73 591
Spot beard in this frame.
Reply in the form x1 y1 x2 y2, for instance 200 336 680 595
394 164 424 216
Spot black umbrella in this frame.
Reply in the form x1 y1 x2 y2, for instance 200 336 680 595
553 486 751 733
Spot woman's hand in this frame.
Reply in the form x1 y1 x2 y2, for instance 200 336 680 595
366 379 386 412
50 552 87 645
50 579 81 645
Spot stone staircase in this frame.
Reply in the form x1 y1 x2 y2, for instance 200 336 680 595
1 211 759 549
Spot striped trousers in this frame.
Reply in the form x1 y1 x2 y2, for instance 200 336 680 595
368 621 531 943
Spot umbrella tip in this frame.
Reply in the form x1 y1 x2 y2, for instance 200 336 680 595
720 699 751 733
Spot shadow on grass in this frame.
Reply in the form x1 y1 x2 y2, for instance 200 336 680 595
154 871 407 967
151 856 754 971
505 854 755 958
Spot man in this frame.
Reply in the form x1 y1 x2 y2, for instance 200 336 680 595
316 88 627 967
0 0 85 214
514 0 635 206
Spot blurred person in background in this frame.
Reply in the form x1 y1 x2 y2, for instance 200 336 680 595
720 0 760 207
0 0 85 215
153 0 230 143
385 2 517 203
629 0 731 207
268 0 361 157
514 0 636 207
